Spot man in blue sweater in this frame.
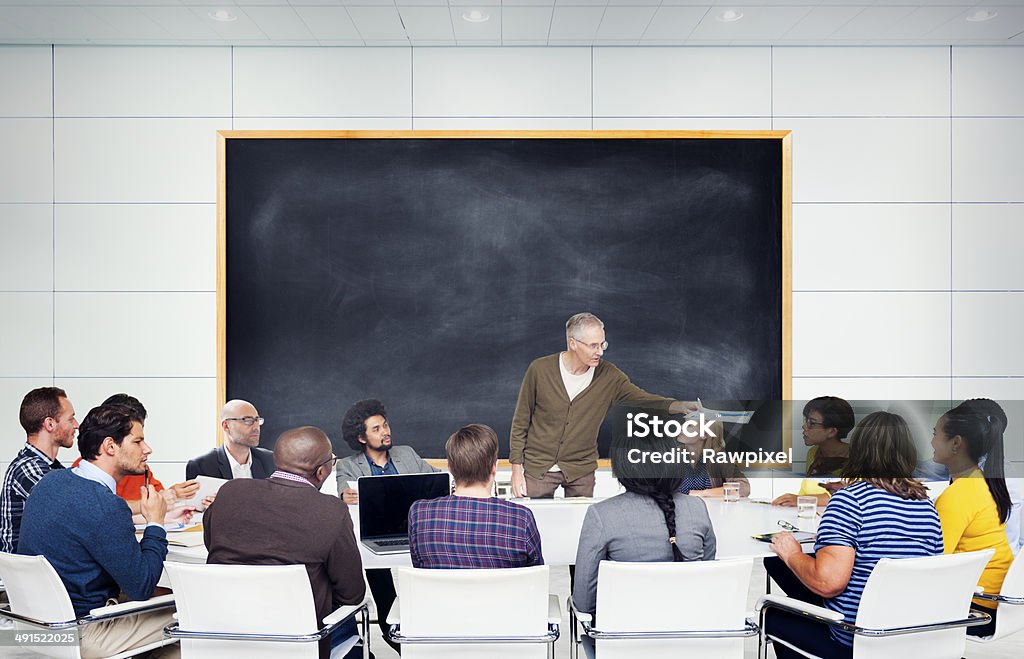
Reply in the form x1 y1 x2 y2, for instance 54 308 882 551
19 404 179 659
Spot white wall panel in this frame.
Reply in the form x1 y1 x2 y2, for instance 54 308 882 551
953 119 1024 203
793 204 950 291
792 377 953 401
54 118 225 203
0 119 53 202
773 47 949 117
412 117 591 129
953 292 1024 377
233 48 411 117
54 292 215 377
0 46 52 117
592 118 772 130
0 293 53 377
953 204 1024 290
0 205 52 291
60 377 216 463
793 292 950 376
54 46 231 117
413 48 590 117
232 118 410 130
54 204 215 292
953 47 1024 117
593 47 770 117
780 117 950 202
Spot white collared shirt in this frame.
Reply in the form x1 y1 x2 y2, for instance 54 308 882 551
71 459 117 495
225 445 253 479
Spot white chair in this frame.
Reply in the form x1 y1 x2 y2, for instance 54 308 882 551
0 552 177 659
567 558 757 659
164 562 368 659
757 549 995 659
386 565 560 659
968 547 1024 643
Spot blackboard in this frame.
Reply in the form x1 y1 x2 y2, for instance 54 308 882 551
220 133 790 458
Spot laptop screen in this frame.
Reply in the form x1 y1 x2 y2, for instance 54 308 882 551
358 472 450 540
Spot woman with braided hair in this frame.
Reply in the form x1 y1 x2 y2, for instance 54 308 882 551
931 398 1015 637
571 431 717 620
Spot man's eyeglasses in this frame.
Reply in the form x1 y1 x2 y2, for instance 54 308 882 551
316 454 339 470
572 337 609 351
802 417 825 428
225 416 265 427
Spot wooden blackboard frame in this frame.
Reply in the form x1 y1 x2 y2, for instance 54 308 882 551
214 130 793 455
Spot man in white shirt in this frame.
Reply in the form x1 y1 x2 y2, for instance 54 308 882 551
185 400 276 480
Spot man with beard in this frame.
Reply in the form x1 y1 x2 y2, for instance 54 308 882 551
18 404 179 658
186 399 275 480
1 386 79 553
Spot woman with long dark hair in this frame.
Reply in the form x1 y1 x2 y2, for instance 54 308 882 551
572 432 717 617
931 398 1015 637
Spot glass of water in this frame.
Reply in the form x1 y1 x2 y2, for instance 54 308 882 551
723 482 740 502
797 495 817 518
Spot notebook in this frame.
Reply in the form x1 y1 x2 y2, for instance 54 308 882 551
358 472 450 554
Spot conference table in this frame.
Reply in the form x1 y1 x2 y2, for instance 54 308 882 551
164 497 818 568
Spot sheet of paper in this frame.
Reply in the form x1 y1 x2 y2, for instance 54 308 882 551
686 399 755 425
178 475 228 510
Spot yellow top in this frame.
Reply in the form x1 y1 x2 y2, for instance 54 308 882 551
935 469 1014 609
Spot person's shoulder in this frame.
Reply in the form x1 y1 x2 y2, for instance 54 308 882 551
252 446 275 464
595 359 625 379
391 445 423 459
188 446 221 464
528 354 560 371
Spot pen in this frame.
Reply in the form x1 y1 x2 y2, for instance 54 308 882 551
145 470 149 488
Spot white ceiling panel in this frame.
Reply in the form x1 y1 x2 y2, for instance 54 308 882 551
596 6 656 41
87 6 172 39
549 6 604 40
188 5 266 39
501 0 555 5
292 6 362 40
872 6 968 40
450 7 500 41
241 6 315 41
448 0 501 6
690 6 814 40
501 6 552 41
781 6 865 40
396 0 449 6
927 6 1024 40
830 6 919 40
138 6 222 39
347 6 408 41
398 6 454 41
640 6 705 41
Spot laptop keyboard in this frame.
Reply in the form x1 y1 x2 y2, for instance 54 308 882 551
374 539 408 547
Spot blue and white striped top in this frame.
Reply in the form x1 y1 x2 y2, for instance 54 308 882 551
815 481 943 647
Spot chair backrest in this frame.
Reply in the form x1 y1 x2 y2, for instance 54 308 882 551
0 552 80 659
594 558 753 659
394 565 549 659
165 562 320 659
854 549 993 659
989 546 1024 640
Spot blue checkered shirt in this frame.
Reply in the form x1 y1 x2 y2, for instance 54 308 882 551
408 495 544 569
1 443 64 553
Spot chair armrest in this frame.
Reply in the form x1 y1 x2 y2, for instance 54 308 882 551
85 594 176 621
386 597 401 625
756 594 844 623
548 594 561 624
323 602 365 627
567 596 592 624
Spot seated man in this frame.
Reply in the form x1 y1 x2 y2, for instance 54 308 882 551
186 399 275 480
204 426 365 659
18 404 177 659
1 386 77 554
409 424 543 569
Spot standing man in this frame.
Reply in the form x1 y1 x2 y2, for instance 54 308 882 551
186 399 275 480
334 398 438 653
205 426 365 659
18 404 177 658
1 387 78 553
510 312 694 498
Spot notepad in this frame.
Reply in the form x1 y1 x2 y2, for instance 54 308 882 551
752 531 815 543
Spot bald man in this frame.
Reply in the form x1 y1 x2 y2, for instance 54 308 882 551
204 426 365 659
185 399 276 480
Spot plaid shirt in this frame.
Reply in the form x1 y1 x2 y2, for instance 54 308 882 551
1 443 64 553
408 495 544 569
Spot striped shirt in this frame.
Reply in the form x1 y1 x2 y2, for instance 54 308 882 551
408 496 544 569
1 443 64 553
815 481 943 647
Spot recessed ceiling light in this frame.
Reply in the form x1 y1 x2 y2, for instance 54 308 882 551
966 9 997 22
208 9 238 23
716 9 744 23
462 9 490 23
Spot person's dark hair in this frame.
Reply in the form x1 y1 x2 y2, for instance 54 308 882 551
19 387 68 435
842 411 929 500
445 424 498 486
942 398 1011 524
341 399 388 451
101 393 147 422
610 433 686 561
78 404 138 461
803 396 855 440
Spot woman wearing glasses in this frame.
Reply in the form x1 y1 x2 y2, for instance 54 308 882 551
772 396 855 507
762 411 943 658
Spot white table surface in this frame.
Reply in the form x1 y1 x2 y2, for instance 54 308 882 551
165 497 818 570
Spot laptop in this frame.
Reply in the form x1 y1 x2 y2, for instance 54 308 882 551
358 472 450 554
